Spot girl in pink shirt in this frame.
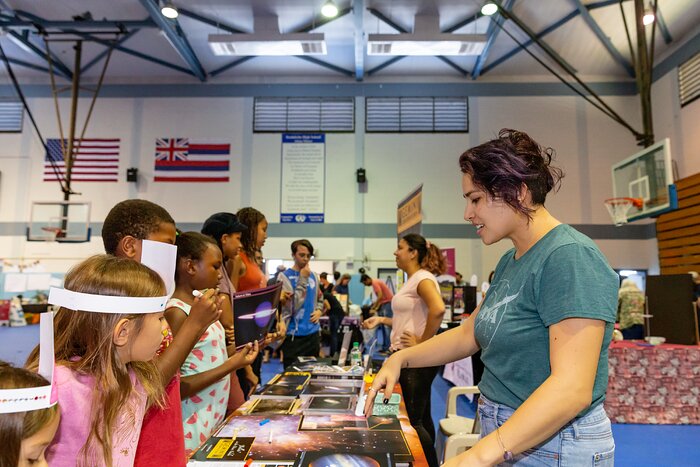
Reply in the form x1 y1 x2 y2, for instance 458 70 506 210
26 255 168 467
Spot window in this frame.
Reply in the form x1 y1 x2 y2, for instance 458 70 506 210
366 97 468 133
254 97 354 132
0 99 24 132
679 51 700 107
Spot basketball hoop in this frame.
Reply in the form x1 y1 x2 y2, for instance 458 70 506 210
604 197 643 226
40 226 64 242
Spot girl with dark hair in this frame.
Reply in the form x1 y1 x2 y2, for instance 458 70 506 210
366 130 618 466
0 362 60 467
233 207 268 292
166 232 259 456
362 233 446 467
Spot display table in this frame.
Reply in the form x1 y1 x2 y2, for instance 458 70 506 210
604 340 700 424
188 378 428 466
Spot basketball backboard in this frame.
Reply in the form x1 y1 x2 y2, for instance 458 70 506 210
26 201 91 242
611 138 677 222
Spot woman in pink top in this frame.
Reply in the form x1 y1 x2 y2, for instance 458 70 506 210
362 233 445 467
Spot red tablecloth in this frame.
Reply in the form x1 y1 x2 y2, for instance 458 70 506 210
604 341 700 424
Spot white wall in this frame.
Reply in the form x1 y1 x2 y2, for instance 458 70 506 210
652 71 700 179
0 92 656 284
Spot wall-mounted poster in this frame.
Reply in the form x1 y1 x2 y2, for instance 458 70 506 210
281 133 325 223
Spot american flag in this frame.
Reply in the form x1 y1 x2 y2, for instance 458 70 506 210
154 138 230 182
43 138 120 182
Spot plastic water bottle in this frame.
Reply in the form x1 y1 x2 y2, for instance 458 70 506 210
350 342 362 367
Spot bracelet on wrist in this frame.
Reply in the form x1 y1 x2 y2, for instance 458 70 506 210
496 427 514 461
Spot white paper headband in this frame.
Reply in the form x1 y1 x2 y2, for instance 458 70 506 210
0 312 57 414
48 288 168 314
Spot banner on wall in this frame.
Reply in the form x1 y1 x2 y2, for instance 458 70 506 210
280 134 325 223
397 184 423 237
154 138 230 182
441 247 456 276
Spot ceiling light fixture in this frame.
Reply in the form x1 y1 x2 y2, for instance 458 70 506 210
367 15 488 56
209 15 327 56
321 0 339 19
642 9 655 26
481 2 499 16
160 1 179 19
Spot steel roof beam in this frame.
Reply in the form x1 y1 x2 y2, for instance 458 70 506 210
138 0 206 81
80 28 140 73
177 7 245 34
0 18 156 29
481 9 579 75
297 56 354 77
5 29 73 79
472 0 515 79
64 29 194 76
354 0 365 80
655 5 672 44
1 54 53 74
571 0 634 77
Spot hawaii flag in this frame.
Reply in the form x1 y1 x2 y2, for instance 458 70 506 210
154 138 230 182
44 138 120 182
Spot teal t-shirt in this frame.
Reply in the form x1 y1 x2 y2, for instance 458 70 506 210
474 224 618 416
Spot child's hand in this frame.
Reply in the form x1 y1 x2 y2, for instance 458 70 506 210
227 341 260 371
188 289 223 332
280 290 292 305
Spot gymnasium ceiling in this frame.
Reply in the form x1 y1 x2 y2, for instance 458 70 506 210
0 0 699 86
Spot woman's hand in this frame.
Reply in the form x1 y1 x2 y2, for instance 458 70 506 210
363 352 403 416
362 316 382 330
400 331 419 348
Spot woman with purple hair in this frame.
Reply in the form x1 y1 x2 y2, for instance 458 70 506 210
366 129 618 466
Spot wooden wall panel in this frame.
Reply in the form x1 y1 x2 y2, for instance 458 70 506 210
657 172 700 275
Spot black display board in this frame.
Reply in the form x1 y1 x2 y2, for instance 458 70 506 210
646 274 699 345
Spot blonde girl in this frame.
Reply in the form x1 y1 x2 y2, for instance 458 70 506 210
0 362 60 467
27 255 167 467
166 232 258 454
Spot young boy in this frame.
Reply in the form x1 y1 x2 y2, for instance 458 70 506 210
103 199 221 466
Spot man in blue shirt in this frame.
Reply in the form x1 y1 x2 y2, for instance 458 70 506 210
278 239 323 368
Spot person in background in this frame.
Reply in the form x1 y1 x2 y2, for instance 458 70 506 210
254 249 264 272
103 199 221 467
362 233 446 467
233 207 269 394
455 272 465 286
333 271 341 283
366 129 617 466
334 273 351 295
360 274 394 352
617 278 645 340
0 362 60 467
323 291 346 357
200 212 250 412
278 239 324 368
319 272 334 294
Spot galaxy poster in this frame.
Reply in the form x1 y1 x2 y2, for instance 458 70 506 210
249 398 298 415
233 282 282 349
293 450 395 467
299 415 401 432
216 415 412 462
301 383 360 397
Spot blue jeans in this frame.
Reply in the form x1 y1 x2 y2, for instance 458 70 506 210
478 395 615 466
377 302 393 350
